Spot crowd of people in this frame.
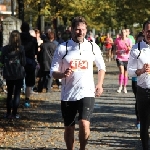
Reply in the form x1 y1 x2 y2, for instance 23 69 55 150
0 17 150 150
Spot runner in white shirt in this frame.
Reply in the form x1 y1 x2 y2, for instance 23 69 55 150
127 20 150 150
50 16 106 150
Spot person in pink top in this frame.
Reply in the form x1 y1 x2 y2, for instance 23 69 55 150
114 29 132 93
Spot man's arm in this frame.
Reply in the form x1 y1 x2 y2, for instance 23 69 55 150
93 43 106 97
95 69 105 97
97 69 105 86
135 64 148 76
52 71 65 79
127 46 148 77
52 68 72 79
127 48 139 77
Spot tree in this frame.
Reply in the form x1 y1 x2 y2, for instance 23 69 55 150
17 0 150 31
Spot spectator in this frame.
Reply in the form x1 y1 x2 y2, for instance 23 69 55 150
35 29 43 52
20 22 37 108
1 30 26 119
37 31 56 93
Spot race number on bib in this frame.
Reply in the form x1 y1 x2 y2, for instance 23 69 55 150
70 59 88 71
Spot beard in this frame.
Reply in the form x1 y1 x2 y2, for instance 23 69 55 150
77 36 84 42
73 34 85 43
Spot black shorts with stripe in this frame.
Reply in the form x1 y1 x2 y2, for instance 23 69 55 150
61 97 95 126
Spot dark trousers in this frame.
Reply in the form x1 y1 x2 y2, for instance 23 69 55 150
137 86 150 150
37 71 53 92
132 81 139 121
6 79 23 115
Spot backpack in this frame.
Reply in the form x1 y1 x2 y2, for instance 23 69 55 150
3 46 26 80
62 41 95 59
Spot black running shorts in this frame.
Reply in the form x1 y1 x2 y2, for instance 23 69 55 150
116 59 128 71
61 97 95 126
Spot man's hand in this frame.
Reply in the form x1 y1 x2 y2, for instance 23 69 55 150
63 68 72 78
135 64 149 76
95 84 103 97
145 63 150 73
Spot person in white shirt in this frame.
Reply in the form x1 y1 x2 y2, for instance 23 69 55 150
127 20 150 150
50 16 106 150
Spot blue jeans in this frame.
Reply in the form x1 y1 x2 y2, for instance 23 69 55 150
6 79 23 115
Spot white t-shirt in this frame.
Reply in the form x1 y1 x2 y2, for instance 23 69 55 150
50 39 106 101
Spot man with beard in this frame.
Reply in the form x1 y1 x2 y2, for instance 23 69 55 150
50 16 106 150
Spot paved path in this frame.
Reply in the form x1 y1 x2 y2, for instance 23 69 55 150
0 60 143 150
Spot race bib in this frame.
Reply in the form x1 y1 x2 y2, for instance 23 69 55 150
70 59 88 71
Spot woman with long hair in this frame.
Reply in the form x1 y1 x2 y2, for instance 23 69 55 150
1 30 26 119
114 29 132 93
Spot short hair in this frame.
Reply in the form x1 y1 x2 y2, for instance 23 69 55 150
21 22 29 32
48 31 55 40
137 32 144 37
71 16 87 29
143 20 150 30
136 31 144 41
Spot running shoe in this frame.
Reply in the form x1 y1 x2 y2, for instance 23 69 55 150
117 87 122 93
136 122 140 129
11 114 20 119
124 88 128 93
4 113 11 119
24 102 30 108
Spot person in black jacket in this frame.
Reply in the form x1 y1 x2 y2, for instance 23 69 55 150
0 26 3 50
1 30 26 119
20 22 38 107
37 31 56 92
